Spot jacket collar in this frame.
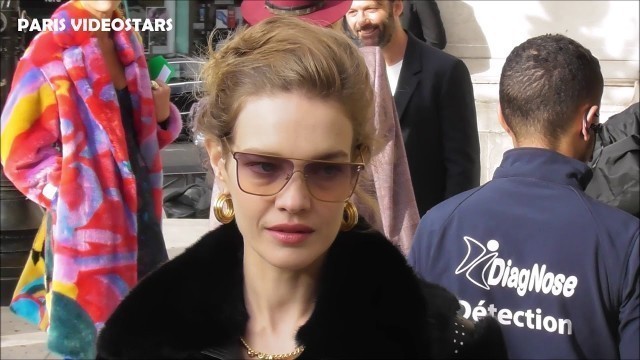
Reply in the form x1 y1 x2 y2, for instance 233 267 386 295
43 0 153 164
98 220 433 358
394 31 423 121
50 1 134 61
493 148 593 190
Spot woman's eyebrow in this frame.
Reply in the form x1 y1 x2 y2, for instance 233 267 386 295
313 150 350 161
235 149 350 161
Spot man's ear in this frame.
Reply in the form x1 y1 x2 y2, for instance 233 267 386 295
393 0 404 18
497 103 514 137
204 139 229 191
581 105 600 141
497 103 518 147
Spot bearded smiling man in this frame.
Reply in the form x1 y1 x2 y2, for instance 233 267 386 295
349 3 395 48
345 0 480 216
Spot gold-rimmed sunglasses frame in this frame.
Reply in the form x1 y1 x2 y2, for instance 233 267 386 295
229 150 365 203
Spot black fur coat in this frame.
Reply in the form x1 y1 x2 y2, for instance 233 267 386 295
97 220 506 359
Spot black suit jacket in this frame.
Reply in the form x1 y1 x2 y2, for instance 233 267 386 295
395 32 480 216
400 0 447 50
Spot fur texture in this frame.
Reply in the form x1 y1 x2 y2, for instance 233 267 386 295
1 1 182 357
97 221 506 359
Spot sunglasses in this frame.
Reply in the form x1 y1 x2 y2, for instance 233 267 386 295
230 152 365 202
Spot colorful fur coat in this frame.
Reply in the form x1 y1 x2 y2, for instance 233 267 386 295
0 1 182 358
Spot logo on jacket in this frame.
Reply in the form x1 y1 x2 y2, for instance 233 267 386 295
455 236 578 297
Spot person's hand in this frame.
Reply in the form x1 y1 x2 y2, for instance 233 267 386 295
151 79 171 123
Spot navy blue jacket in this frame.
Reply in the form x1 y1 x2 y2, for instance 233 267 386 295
409 148 639 359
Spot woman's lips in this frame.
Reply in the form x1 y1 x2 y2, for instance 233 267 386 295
266 224 314 245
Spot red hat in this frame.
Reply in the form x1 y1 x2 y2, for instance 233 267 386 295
241 0 352 27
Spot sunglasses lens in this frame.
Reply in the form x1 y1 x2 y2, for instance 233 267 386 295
233 153 361 201
235 153 293 196
304 162 360 201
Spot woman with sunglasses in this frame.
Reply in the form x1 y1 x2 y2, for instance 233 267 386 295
206 0 420 255
96 16 505 359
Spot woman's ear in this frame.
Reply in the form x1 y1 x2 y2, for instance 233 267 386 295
205 139 229 191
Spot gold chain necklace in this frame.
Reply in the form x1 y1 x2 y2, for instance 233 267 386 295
239 337 305 360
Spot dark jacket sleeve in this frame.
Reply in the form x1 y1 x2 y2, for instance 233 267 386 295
619 233 640 359
439 59 480 199
401 0 447 50
599 102 640 145
586 103 640 217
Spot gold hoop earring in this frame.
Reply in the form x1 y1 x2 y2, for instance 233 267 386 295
213 193 235 224
340 200 358 231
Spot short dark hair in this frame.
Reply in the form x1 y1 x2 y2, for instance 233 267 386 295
499 34 603 145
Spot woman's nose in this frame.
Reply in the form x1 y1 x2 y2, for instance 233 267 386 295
274 172 311 214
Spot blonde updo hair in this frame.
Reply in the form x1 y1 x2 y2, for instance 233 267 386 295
195 16 374 161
